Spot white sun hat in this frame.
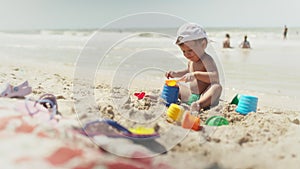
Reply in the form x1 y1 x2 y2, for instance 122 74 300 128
176 23 207 45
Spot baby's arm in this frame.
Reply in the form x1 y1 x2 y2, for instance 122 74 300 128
193 71 219 83
193 56 219 83
165 63 189 78
166 69 189 78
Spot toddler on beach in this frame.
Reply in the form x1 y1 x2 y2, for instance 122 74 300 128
165 23 222 112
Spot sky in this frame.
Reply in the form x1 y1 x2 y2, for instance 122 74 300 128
0 0 299 30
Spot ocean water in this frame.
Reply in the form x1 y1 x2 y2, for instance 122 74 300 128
0 28 299 110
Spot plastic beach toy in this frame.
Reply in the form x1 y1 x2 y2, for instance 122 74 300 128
165 78 186 87
129 127 155 135
230 94 241 105
166 103 184 122
134 92 146 100
82 119 160 139
205 116 229 126
235 95 258 115
181 112 201 131
161 84 179 106
1 81 32 98
165 79 177 87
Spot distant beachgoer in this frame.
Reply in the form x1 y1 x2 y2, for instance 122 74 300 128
239 35 251 49
223 33 232 48
283 25 288 40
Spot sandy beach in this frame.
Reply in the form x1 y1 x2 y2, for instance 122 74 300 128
2 0 300 167
2 0 300 168
1 50 300 169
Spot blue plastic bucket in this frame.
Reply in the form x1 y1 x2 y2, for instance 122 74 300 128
161 85 179 106
235 95 258 115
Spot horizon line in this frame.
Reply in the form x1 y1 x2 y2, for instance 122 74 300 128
1 26 299 32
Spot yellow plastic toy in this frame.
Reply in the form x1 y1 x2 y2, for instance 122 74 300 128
129 127 155 135
165 79 177 86
166 103 184 122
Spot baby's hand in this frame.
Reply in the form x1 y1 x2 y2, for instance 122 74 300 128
178 72 195 82
190 101 201 112
165 71 175 79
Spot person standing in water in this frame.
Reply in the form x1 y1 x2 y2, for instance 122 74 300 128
223 33 232 48
283 25 288 40
239 35 251 49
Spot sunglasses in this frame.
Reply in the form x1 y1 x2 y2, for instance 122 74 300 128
25 94 59 120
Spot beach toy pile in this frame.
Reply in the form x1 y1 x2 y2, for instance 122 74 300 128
166 103 202 131
161 79 201 131
162 79 235 131
163 79 228 131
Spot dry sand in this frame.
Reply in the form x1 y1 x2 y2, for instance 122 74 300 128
1 59 300 169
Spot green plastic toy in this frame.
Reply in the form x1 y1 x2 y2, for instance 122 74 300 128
230 94 241 105
205 116 229 126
